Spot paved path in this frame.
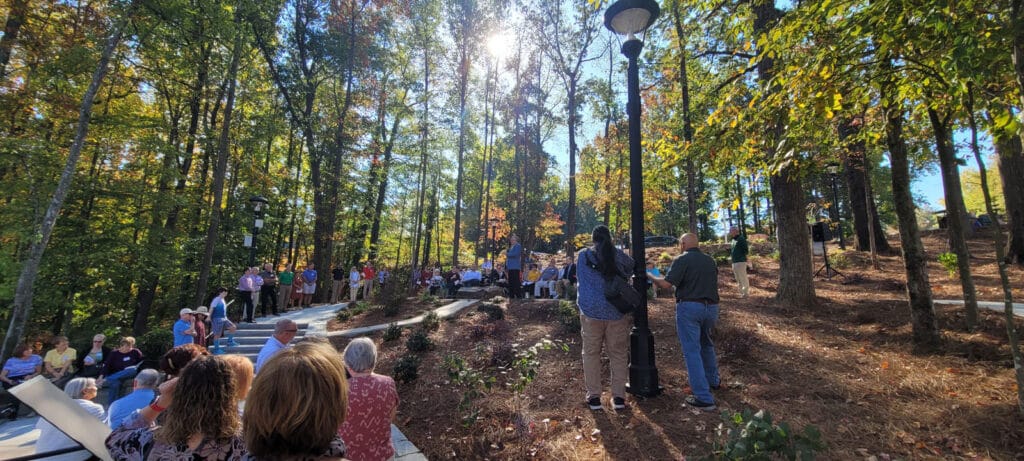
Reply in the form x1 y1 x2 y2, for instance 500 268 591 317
328 299 477 338
934 299 1024 317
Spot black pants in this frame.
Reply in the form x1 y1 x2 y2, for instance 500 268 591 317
260 285 278 316
1 376 28 419
238 290 254 322
508 270 522 298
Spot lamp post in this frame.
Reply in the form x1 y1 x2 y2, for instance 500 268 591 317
826 163 845 249
605 0 661 398
247 195 269 267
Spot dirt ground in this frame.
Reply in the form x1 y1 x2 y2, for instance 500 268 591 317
331 228 1024 460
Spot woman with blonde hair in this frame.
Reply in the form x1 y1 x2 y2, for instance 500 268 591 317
243 341 348 460
220 354 254 402
106 355 245 460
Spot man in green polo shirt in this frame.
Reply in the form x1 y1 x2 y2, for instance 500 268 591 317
648 233 721 411
729 226 749 298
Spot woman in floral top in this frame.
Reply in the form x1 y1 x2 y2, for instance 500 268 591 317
106 355 246 460
338 337 399 461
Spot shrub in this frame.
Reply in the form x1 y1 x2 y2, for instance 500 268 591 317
393 354 421 384
938 252 958 278
443 353 495 426
556 300 581 332
406 329 434 352
335 301 370 322
489 341 516 368
703 409 825 460
421 311 441 332
137 328 174 361
379 269 411 317
382 323 402 342
476 302 504 321
827 249 849 269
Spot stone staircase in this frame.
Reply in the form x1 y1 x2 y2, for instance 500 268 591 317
221 321 309 362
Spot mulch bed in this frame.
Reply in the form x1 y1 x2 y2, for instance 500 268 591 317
326 229 1024 460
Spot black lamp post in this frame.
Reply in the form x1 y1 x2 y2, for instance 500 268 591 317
247 195 269 267
826 163 845 250
605 0 661 398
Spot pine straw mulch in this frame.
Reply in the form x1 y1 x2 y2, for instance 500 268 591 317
325 295 449 332
328 230 1024 460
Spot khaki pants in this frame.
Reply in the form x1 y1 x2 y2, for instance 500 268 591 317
331 280 345 304
350 283 359 302
732 262 749 297
362 277 374 299
278 285 292 309
580 313 631 399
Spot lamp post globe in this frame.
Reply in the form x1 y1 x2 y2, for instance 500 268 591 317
248 195 270 267
605 0 662 398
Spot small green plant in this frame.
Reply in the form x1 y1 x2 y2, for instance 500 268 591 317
768 250 780 261
392 354 421 384
382 323 402 342
335 301 370 322
703 409 825 461
938 252 959 278
406 329 435 352
556 300 581 332
421 311 441 332
828 249 849 269
443 353 495 426
476 302 504 321
418 291 437 303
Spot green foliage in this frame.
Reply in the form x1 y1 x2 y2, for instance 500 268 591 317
476 302 504 321
938 252 959 278
443 353 495 426
499 339 568 396
392 354 421 384
556 300 581 333
379 270 409 317
382 323 402 342
137 328 174 362
335 301 371 322
405 329 434 353
828 249 849 269
420 311 440 332
703 409 825 461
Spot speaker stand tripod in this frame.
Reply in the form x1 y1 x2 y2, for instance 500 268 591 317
814 240 845 281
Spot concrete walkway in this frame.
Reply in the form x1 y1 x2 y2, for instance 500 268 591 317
328 299 477 338
934 299 1024 317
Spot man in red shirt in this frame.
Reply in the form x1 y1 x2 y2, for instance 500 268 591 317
362 262 377 300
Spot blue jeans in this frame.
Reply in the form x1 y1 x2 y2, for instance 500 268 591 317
104 366 139 403
675 301 720 404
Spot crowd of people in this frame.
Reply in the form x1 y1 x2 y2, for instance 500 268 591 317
2 329 399 460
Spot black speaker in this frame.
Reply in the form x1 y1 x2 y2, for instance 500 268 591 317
811 222 832 243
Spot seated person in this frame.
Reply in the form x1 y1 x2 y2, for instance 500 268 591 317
646 261 662 297
535 261 559 298
106 369 160 429
523 264 541 298
428 269 444 296
339 338 399 461
75 334 110 378
446 268 462 297
554 259 577 300
36 378 105 455
43 335 77 389
97 337 144 403
462 265 483 287
1 344 42 420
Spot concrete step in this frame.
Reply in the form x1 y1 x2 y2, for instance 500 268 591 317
236 322 310 330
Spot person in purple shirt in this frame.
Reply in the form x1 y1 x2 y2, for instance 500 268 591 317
301 263 318 308
1 344 42 420
238 267 256 323
97 337 144 404
248 266 264 316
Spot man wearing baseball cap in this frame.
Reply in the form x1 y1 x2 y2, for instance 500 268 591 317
173 308 197 347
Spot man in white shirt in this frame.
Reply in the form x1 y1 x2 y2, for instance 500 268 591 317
255 319 298 373
462 265 483 287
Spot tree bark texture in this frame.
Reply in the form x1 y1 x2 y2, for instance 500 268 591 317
3 18 126 360
928 108 979 329
839 119 891 253
995 134 1024 265
0 0 27 80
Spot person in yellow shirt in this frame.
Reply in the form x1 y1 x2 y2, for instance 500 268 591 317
43 336 77 389
523 264 541 298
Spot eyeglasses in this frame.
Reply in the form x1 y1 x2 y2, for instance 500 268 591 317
92 340 103 343
284 329 298 333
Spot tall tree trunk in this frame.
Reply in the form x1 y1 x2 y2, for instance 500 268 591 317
995 133 1024 265
410 43 430 279
885 98 939 346
0 0 27 80
368 114 402 262
452 37 470 267
192 11 243 311
839 118 891 253
928 108 979 330
2 16 127 360
753 0 814 306
967 90 1024 415
670 1 698 234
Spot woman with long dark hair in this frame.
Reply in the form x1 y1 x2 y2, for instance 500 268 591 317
576 225 634 411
